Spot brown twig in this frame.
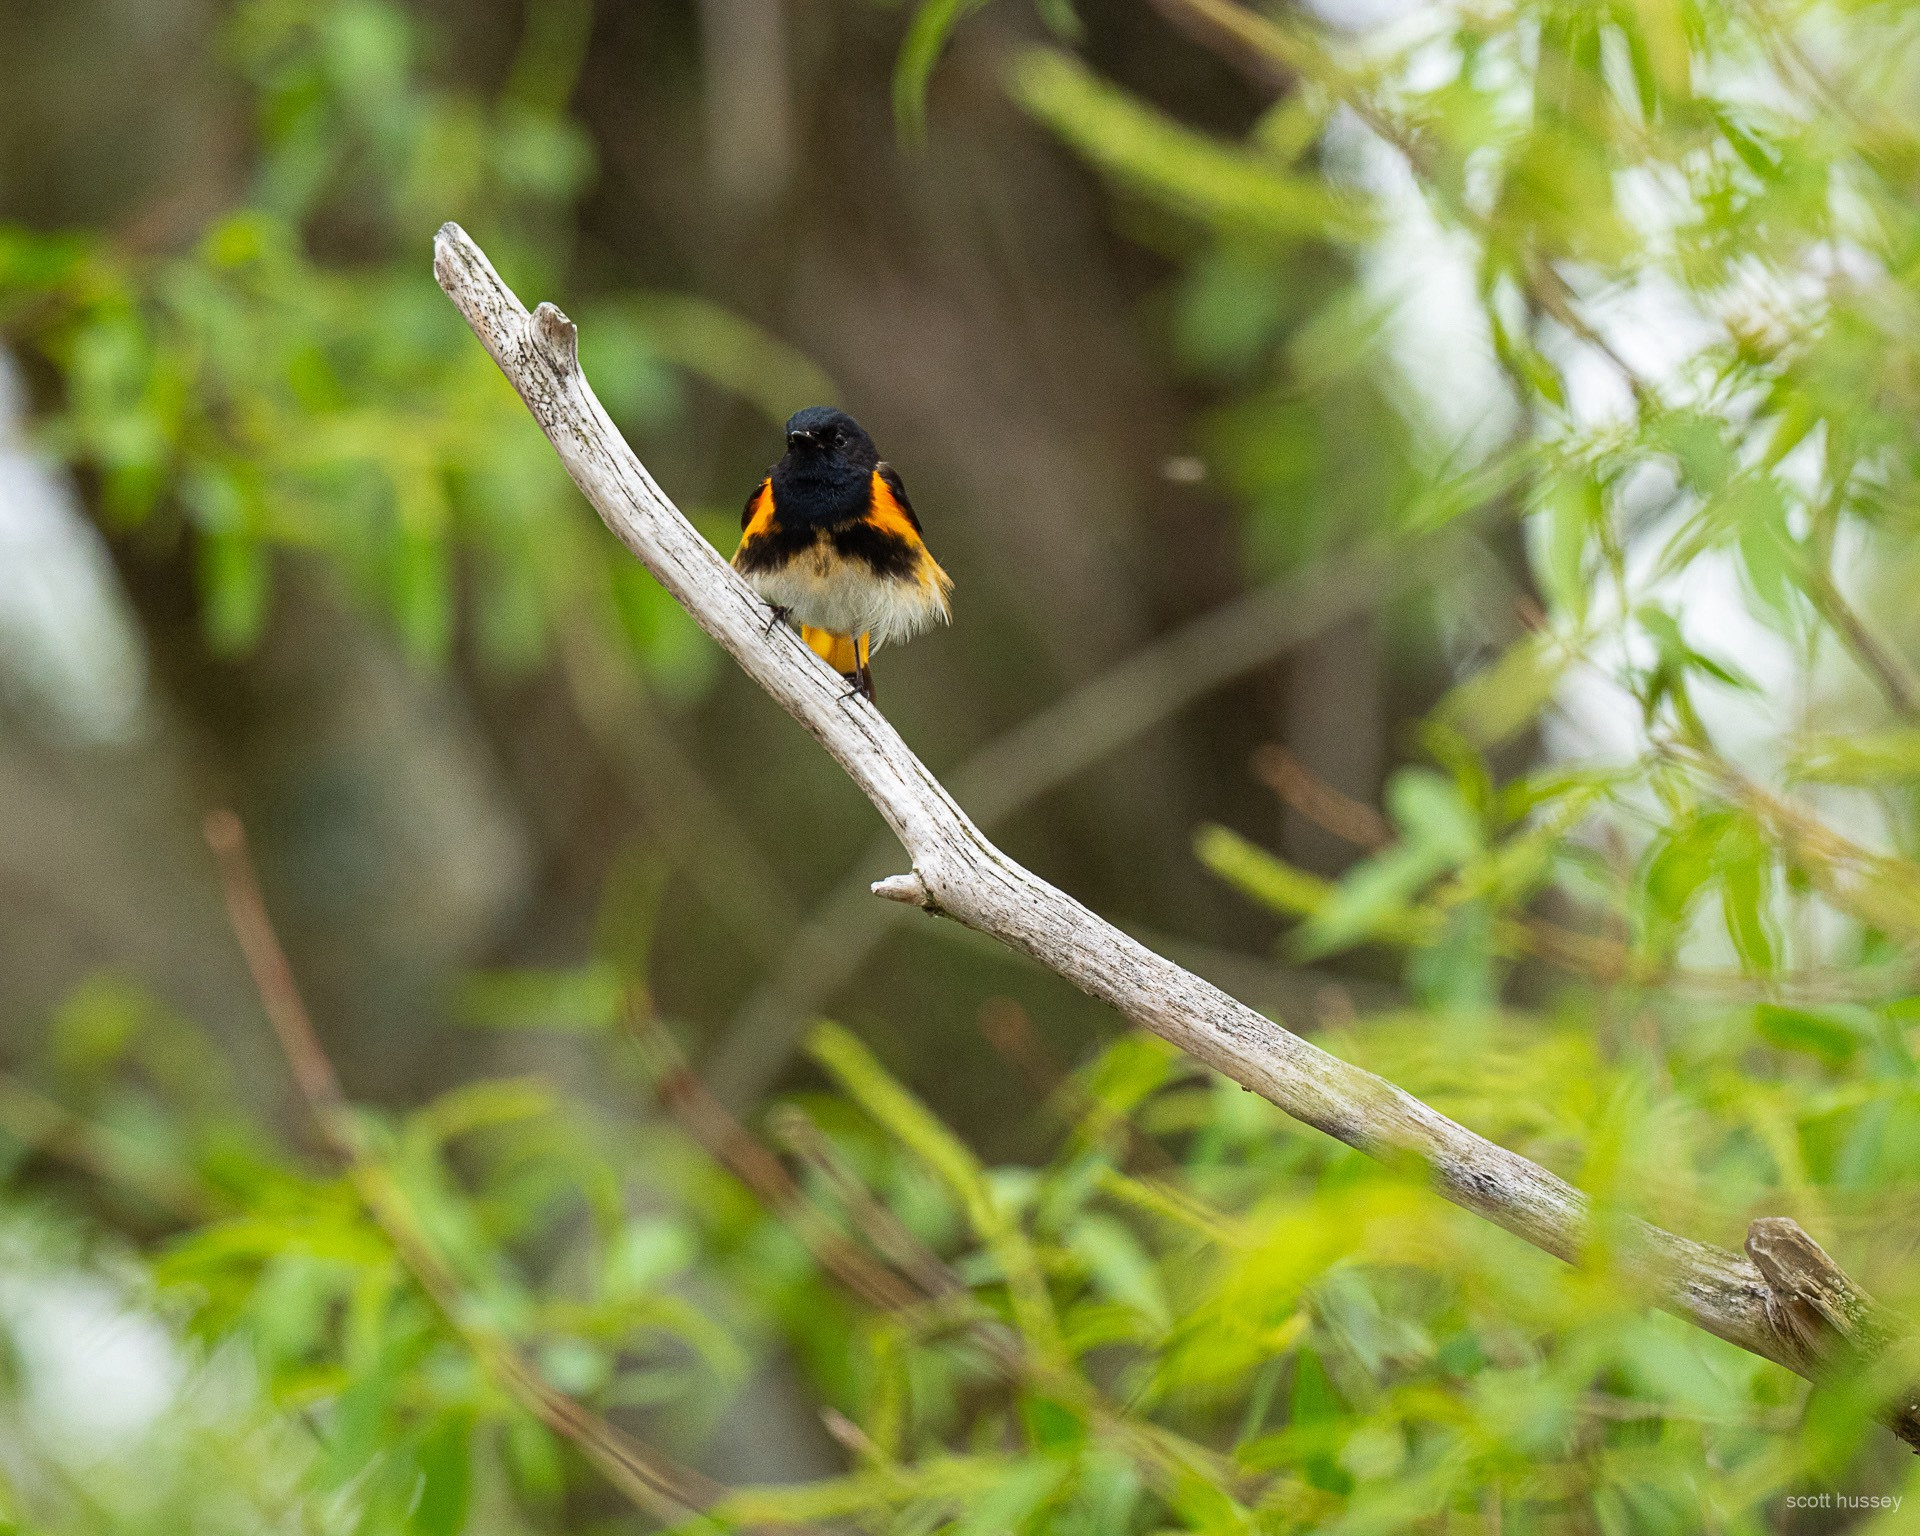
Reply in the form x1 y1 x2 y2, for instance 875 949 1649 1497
1252 744 1392 851
202 810 743 1527
974 996 1069 1102
624 998 920 1314
766 1106 976 1312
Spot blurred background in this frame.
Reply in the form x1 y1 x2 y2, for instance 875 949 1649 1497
7 0 1920 1529
0 0 1440 1135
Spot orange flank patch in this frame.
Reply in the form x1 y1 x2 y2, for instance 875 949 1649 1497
739 480 776 544
869 470 952 598
867 471 920 543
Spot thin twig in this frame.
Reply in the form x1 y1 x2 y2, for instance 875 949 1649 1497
1252 743 1392 851
766 1106 975 1310
0 1072 216 1224
202 810 745 1528
624 997 920 1314
1801 563 1920 725
432 222 1920 1449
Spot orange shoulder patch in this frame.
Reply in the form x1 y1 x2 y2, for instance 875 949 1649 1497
740 480 776 544
868 470 922 543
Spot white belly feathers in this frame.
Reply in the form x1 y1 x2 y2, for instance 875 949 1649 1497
747 540 952 650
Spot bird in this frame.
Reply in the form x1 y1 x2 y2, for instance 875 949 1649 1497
732 406 952 701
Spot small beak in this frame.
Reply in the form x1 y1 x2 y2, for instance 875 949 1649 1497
786 429 817 448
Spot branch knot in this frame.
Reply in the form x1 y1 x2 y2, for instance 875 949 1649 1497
530 301 580 371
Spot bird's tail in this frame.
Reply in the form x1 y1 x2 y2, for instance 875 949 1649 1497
800 627 868 674
801 628 873 698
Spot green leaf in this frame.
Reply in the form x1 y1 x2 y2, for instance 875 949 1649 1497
950 1458 1066 1536
1436 632 1573 749
1718 822 1778 975
1387 769 1482 862
48 974 152 1081
321 1356 398 1490
456 964 625 1031
1193 824 1333 918
1640 811 1727 936
1534 471 1600 620
1637 605 1757 693
894 0 990 147
1789 730 1920 785
1297 853 1449 960
1010 49 1367 243
411 1409 474 1536
1653 409 1734 494
1754 1004 1865 1067
1067 1213 1171 1331
1020 1395 1085 1452
410 1077 558 1145
1076 1033 1180 1122
392 521 453 666
199 530 271 656
807 1021 1063 1357
1032 0 1082 42
602 1217 697 1296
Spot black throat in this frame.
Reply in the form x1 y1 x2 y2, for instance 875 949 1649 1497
772 448 872 529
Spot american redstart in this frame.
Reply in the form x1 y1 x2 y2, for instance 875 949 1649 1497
733 407 953 701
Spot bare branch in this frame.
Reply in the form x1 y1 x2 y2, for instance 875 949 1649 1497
432 222 1920 1449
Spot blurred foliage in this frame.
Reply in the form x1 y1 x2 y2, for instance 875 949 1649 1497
0 0 827 683
9 0 1920 1530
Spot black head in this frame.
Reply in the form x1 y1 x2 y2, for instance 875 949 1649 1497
784 406 878 468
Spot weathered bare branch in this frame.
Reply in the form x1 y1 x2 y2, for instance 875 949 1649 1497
432 221 1919 1449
